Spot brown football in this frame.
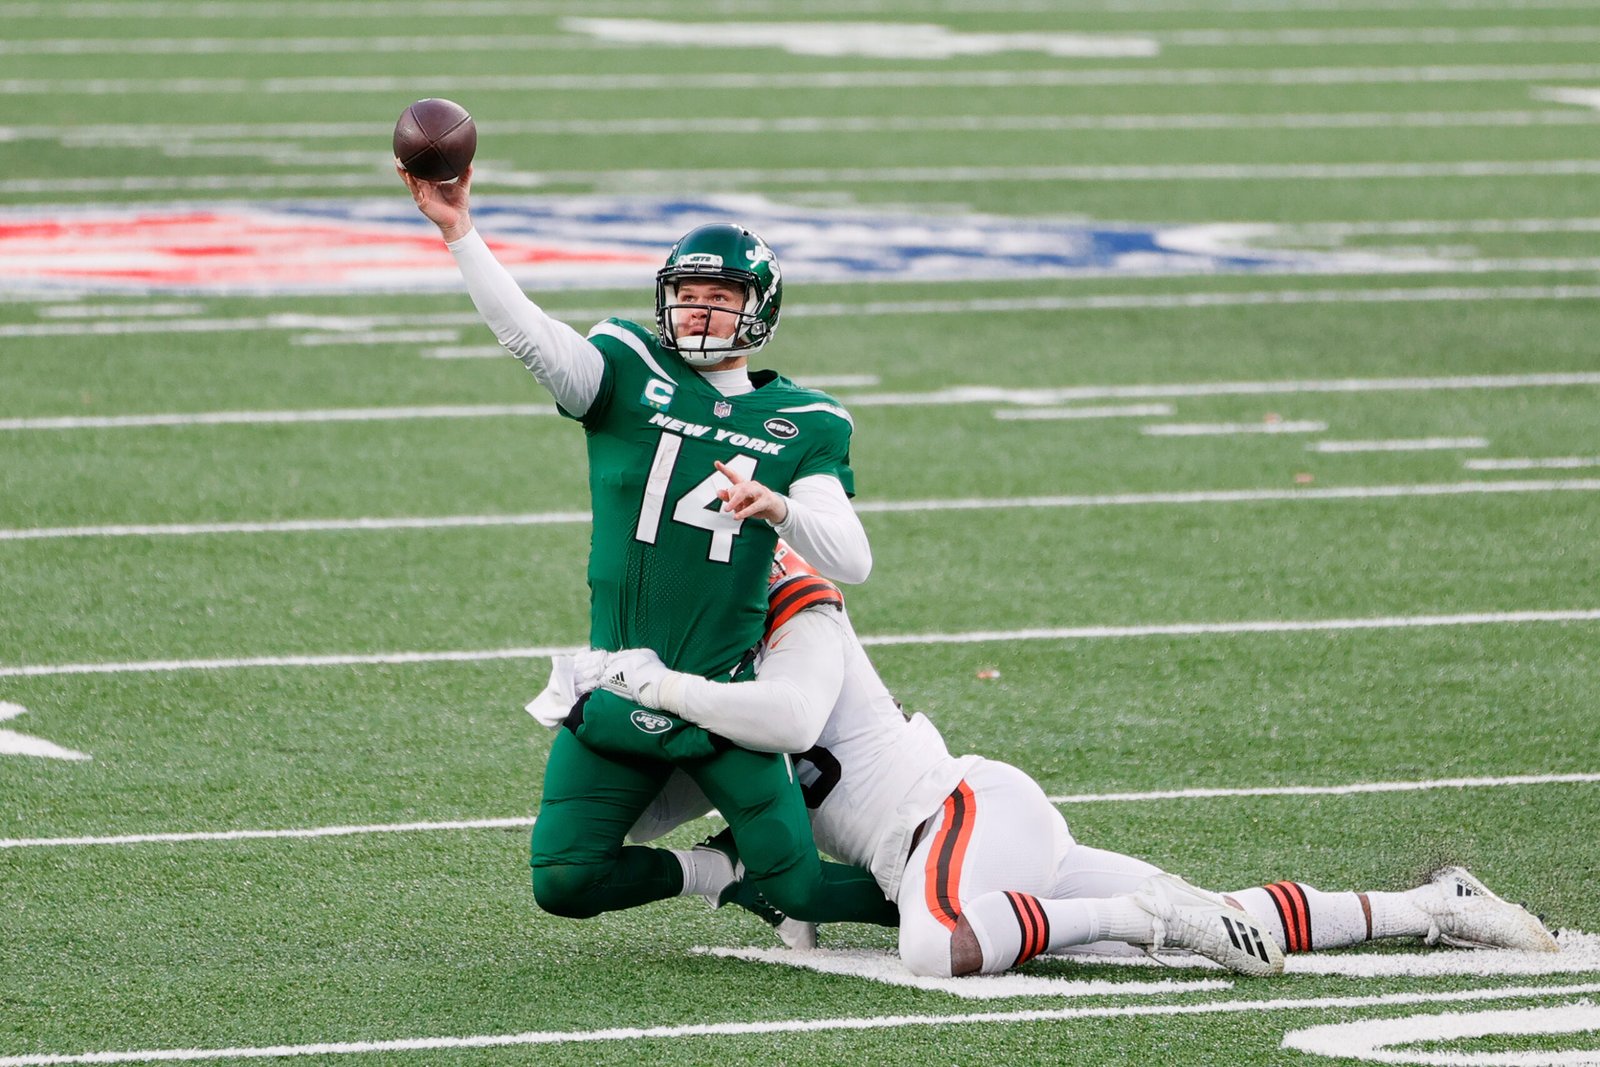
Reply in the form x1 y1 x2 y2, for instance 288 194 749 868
393 98 476 182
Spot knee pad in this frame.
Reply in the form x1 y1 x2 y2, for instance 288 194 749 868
750 870 824 921
732 815 806 882
530 863 608 919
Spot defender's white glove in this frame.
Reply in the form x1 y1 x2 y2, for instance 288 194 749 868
524 649 609 728
571 648 607 696
598 648 671 708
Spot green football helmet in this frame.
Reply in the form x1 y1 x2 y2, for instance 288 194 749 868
655 223 783 365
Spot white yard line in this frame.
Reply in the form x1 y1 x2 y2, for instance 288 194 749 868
1466 456 1600 470
994 403 1174 421
698 951 1231 998
0 34 608 55
5 773 1595 850
0 984 1594 1066
0 174 396 194
1159 25 1600 45
0 511 596 540
4 480 1598 541
10 111 1598 145
855 479 1600 512
1277 216 1600 238
1309 436 1489 452
0 404 557 430
7 64 1600 96
290 330 459 346
0 313 484 340
2 609 1596 679
736 935 1600 980
5 0 1600 17
431 160 1600 187
9 161 1600 195
1045 772 1600 805
1 370 1592 432
5 289 1600 341
35 302 204 318
0 644 583 679
421 345 508 360
785 374 882 388
843 371 1600 406
856 609 1600 648
1142 420 1328 435
1285 1003 1600 1062
800 285 1600 316
0 818 537 849
10 25 1600 55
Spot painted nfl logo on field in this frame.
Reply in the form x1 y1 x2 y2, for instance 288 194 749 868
0 194 1438 295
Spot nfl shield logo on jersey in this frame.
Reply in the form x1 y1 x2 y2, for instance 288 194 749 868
713 401 733 418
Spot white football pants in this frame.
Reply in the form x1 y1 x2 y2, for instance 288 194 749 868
897 758 1162 977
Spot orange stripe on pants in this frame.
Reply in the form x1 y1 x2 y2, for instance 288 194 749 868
923 782 977 931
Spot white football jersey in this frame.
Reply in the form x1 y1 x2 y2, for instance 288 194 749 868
784 603 979 900
628 563 980 899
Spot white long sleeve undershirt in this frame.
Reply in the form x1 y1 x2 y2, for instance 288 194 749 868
777 476 873 584
447 225 869 580
448 228 605 416
654 608 845 753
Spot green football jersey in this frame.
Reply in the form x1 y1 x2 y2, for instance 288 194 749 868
567 318 856 678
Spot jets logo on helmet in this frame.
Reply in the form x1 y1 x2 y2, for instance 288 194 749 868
656 223 783 366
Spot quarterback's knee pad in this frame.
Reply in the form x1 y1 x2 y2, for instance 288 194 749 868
750 869 826 921
530 862 609 919
729 815 807 884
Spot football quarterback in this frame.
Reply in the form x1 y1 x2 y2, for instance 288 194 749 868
400 160 890 933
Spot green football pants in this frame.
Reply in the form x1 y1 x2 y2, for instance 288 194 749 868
529 725 896 926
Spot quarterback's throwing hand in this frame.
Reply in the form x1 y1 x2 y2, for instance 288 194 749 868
715 460 789 524
599 648 671 707
397 162 474 243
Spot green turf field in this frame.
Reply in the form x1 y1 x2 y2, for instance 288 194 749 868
3 1 1599 1064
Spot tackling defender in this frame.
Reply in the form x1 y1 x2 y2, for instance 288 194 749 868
593 544 1561 977
401 165 893 929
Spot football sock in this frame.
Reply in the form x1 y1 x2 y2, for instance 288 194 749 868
959 891 1156 974
1228 882 1428 951
672 845 736 899
1378 888 1437 939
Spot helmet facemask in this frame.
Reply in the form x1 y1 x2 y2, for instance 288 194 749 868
657 274 766 365
655 225 782 366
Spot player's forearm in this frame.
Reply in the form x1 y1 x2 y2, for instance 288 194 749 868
773 475 873 584
654 612 845 752
447 229 603 415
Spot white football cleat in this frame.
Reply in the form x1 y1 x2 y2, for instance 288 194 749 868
699 830 818 951
1411 867 1559 953
1134 874 1285 977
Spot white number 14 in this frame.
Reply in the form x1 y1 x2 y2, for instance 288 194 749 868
635 433 760 563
